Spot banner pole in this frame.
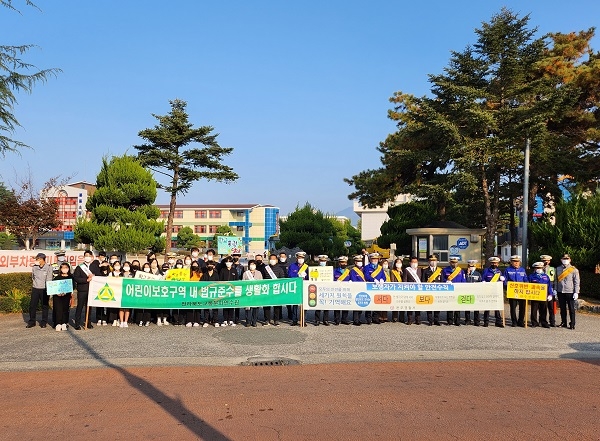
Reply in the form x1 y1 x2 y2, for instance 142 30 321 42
525 299 528 329
300 304 304 328
84 305 89 330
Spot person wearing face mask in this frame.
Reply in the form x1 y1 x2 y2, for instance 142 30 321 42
540 255 557 327
202 260 221 327
146 251 156 263
442 256 466 326
350 254 366 326
480 256 505 327
528 262 553 328
378 259 391 322
183 255 193 268
52 262 74 331
88 251 109 325
108 254 120 270
72 250 95 330
464 260 481 325
242 260 263 327
311 255 331 326
277 251 294 321
205 249 217 267
51 250 70 326
403 256 423 325
390 258 404 323
131 259 141 273
190 247 207 270
362 252 386 325
218 256 239 326
254 254 267 278
185 262 203 327
333 256 352 325
556 254 580 330
503 255 528 327
230 253 245 324
288 251 309 326
262 254 286 325
27 252 54 329
421 254 442 326
149 258 161 276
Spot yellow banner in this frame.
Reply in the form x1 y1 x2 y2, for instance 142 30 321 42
506 281 547 301
164 268 190 281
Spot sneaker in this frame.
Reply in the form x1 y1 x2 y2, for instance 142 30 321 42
144 321 150 327
229 321 236 327
97 322 102 327
193 322 200 327
55 324 61 331
221 322 228 327
102 321 108 326
157 320 163 326
202 323 209 328
214 323 220 327
139 321 144 327
123 322 128 328
119 322 125 328
162 319 169 325
61 324 67 331
185 322 193 327
112 320 119 327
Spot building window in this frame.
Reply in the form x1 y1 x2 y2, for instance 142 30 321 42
194 225 206 234
209 210 221 219
236 211 244 217
432 235 449 262
195 210 207 219
236 226 244 232
172 225 183 233
174 210 183 219
209 225 219 233
160 211 169 218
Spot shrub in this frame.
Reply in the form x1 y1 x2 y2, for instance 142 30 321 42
0 288 28 313
0 272 33 295
580 270 600 302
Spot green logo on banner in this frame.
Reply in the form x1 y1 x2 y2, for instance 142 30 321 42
95 283 116 302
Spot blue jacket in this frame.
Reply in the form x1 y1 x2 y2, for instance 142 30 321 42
503 266 528 287
334 267 351 281
364 263 386 282
441 265 466 283
481 267 502 282
528 272 554 297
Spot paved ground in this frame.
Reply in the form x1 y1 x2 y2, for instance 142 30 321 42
1 309 599 440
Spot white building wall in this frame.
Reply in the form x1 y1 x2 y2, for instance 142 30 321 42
353 195 412 242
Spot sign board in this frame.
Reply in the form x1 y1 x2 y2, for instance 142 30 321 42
46 279 74 296
217 236 243 255
506 281 547 301
164 268 190 282
308 266 334 282
0 250 85 274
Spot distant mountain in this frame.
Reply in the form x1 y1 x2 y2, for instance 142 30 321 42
336 206 359 226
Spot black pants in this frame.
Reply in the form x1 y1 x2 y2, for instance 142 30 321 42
333 310 350 324
509 299 525 325
426 311 440 324
314 310 329 323
273 306 283 323
29 287 50 326
74 290 90 327
263 306 272 323
546 299 556 326
53 294 70 326
473 310 502 325
391 311 406 323
287 305 294 320
136 309 152 323
557 292 576 327
245 308 258 326
186 309 202 324
407 311 421 324
530 300 548 326
447 311 460 324
223 308 234 323
203 308 219 324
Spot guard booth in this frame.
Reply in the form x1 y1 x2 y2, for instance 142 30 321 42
406 221 485 266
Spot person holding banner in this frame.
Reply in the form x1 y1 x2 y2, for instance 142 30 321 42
390 258 404 323
232 253 245 324
202 260 221 327
464 260 481 325
442 256 466 326
185 262 203 327
556 254 580 330
403 256 422 325
27 253 54 328
51 250 70 327
529 262 553 328
350 254 366 326
72 250 95 330
421 254 442 326
481 256 505 327
363 252 386 325
333 256 352 325
504 255 528 327
242 259 263 327
313 255 332 326
156 262 172 326
264 254 286 326
51 262 74 331
288 251 309 326
541 255 557 327
219 256 239 326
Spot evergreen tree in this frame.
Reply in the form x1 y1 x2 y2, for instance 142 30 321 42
175 226 203 250
134 99 238 257
74 155 164 253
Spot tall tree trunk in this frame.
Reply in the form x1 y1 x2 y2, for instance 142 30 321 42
510 190 516 255
481 169 495 260
164 169 179 260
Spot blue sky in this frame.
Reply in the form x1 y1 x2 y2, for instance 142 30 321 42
2 0 599 216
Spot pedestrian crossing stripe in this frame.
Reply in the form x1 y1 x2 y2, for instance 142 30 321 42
95 283 116 302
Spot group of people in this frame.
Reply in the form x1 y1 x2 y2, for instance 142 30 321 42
26 247 581 331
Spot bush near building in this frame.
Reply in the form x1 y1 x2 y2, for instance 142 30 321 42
0 273 33 313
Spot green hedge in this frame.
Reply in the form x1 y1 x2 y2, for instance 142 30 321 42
580 270 600 301
0 272 32 295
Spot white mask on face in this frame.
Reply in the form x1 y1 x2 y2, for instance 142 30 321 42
249 264 256 271
191 252 199 258
176 264 183 269
410 262 418 269
355 262 363 268
430 263 437 268
319 261 326 266
123 266 130 272
535 269 543 274
226 262 233 268
297 258 304 265
144 268 150 273
57 256 65 262
561 259 570 266
395 263 402 269
168 259 175 265
279 257 287 263
269 260 277 265
382 264 389 270
84 256 92 264
184 259 191 265
110 259 117 264
113 265 121 271
207 255 214 261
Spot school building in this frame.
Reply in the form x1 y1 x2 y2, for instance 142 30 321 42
157 204 280 254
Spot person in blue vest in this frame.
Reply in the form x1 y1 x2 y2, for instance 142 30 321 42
528 261 553 328
313 255 331 326
363 252 386 324
503 255 528 327
287 251 308 326
540 254 557 327
464 260 481 325
442 256 466 326
421 254 442 326
333 256 352 325
480 256 505 327
350 254 366 325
